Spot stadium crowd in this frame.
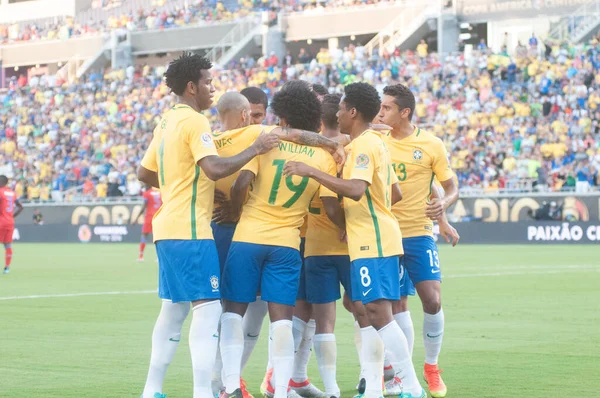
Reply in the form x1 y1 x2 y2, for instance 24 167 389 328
0 0 390 44
1 36 600 201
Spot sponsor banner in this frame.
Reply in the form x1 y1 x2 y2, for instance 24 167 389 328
17 194 600 226
17 203 144 226
459 0 590 17
448 194 599 223
10 222 600 244
13 224 145 243
434 222 600 244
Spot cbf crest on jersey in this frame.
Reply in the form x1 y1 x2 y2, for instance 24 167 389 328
413 149 423 162
210 275 219 292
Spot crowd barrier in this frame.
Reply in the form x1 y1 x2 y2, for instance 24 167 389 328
10 222 600 244
18 193 600 226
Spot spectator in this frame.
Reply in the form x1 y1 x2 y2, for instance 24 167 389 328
33 209 44 225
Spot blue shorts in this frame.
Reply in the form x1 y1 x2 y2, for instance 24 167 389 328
156 239 221 303
222 242 302 306
211 221 237 271
399 256 416 297
297 238 307 300
350 256 401 304
402 236 441 286
305 255 352 304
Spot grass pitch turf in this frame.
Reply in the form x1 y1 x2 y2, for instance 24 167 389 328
0 244 598 397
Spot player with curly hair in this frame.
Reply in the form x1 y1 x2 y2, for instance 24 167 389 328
137 53 281 398
218 81 339 398
283 82 426 398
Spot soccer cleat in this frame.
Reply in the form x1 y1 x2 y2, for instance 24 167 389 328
423 363 446 398
399 389 426 398
289 379 327 398
137 256 144 262
240 378 254 398
384 376 403 396
352 395 383 398
383 365 395 382
355 378 366 394
220 389 243 398
260 368 274 396
140 393 166 398
3 267 9 274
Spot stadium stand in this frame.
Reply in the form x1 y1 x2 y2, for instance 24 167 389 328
1 34 600 202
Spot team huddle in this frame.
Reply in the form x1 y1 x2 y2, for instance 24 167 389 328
136 54 459 398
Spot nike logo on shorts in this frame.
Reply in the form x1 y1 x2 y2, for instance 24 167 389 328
362 288 372 296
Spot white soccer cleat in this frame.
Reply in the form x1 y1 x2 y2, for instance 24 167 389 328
384 377 403 396
287 389 304 398
290 380 327 398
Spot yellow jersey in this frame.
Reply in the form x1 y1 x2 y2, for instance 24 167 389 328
304 192 348 257
141 104 218 241
383 128 454 238
333 130 402 261
212 125 276 203
233 142 337 250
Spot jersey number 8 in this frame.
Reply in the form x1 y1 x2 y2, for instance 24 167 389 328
268 159 309 208
359 266 371 287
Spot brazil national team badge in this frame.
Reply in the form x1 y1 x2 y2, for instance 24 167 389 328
356 153 369 169
413 149 423 161
201 132 213 147
210 275 219 292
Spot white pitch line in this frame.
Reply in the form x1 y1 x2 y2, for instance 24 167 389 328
0 289 157 301
0 265 598 301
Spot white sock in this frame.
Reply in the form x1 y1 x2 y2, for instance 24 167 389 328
354 321 364 380
360 326 384 397
292 317 315 382
143 301 190 398
189 301 221 398
241 298 268 370
271 320 295 398
266 326 273 372
394 311 415 356
314 334 340 397
378 321 422 395
220 312 244 393
423 309 444 365
212 324 223 396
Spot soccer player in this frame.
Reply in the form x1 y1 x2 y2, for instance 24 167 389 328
303 93 350 398
240 87 268 125
211 91 343 398
136 184 162 261
283 82 425 398
0 175 23 274
377 84 459 398
137 53 279 398
218 81 337 398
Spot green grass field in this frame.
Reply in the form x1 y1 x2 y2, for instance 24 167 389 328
0 244 598 397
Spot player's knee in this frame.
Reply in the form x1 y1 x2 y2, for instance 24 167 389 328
422 295 441 314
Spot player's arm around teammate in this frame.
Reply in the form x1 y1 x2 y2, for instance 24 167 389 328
285 83 425 398
136 54 279 398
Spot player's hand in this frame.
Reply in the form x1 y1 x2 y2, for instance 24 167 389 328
370 123 392 131
252 131 280 155
438 220 460 247
283 161 313 178
331 143 346 171
339 229 348 243
425 198 445 220
212 201 236 224
214 189 228 204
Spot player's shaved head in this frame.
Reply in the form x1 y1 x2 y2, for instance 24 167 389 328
0 175 7 187
217 92 251 130
217 92 251 116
